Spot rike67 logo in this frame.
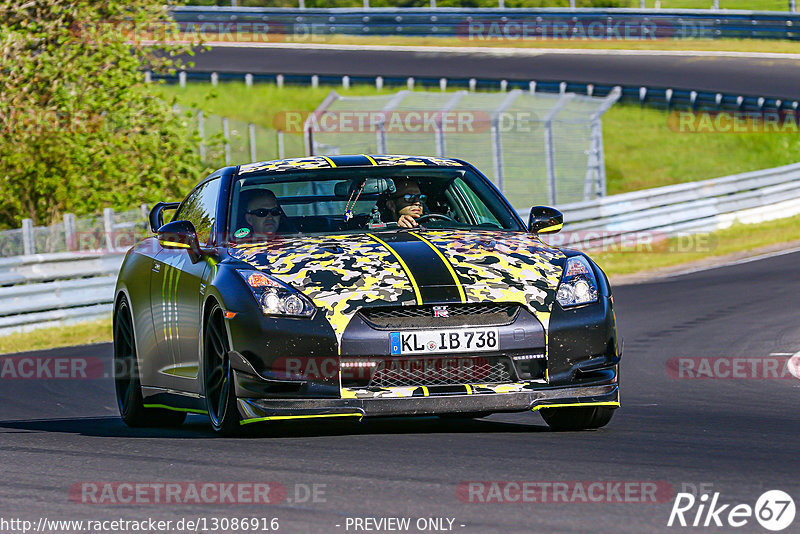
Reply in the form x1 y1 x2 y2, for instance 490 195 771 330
668 490 795 531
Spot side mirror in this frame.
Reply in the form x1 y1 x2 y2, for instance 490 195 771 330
149 202 180 233
528 206 563 234
157 220 201 261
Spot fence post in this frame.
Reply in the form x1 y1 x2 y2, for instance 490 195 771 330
469 78 477 91
245 73 253 87
311 75 319 89
64 213 76 251
140 204 150 230
211 72 218 86
277 130 285 159
298 0 304 8
407 77 415 90
490 90 521 194
223 117 231 165
249 123 257 162
103 208 115 252
197 110 206 162
364 0 370 7
376 76 384 90
276 74 284 88
144 71 152 83
435 91 467 157
179 71 186 87
342 75 350 89
22 219 34 256
542 93 574 206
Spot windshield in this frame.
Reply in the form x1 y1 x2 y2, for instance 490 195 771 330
227 166 524 243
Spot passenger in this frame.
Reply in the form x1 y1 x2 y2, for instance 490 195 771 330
385 178 427 228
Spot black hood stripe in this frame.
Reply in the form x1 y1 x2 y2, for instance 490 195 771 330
368 232 465 305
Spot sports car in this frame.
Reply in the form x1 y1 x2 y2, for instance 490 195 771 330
113 154 620 434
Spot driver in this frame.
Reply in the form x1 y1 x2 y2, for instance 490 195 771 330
385 178 426 229
237 189 289 240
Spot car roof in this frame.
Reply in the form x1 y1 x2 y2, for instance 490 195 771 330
237 154 466 175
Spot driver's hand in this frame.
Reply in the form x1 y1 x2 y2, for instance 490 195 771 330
397 214 418 228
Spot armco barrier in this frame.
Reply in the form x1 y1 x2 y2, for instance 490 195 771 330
0 253 124 335
171 7 800 40
2 163 800 335
518 162 800 249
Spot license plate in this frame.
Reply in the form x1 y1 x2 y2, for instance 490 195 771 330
389 328 499 355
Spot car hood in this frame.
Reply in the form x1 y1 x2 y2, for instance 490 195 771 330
230 229 566 340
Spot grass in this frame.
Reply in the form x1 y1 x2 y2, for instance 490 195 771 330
239 34 800 53
156 82 800 195
0 318 111 354
603 104 800 194
2 214 799 351
590 213 800 274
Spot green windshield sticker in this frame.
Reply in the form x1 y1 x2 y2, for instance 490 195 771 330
234 228 250 238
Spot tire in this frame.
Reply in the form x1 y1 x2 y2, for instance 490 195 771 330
539 406 615 431
203 303 241 435
114 296 186 427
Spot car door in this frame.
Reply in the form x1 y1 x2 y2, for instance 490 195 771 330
150 178 219 393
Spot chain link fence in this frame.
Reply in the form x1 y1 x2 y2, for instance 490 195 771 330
305 88 619 206
0 207 150 258
188 107 304 167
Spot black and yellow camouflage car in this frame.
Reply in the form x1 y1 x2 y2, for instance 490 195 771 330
113 155 620 435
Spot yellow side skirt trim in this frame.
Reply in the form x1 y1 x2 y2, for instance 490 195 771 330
143 404 208 414
240 413 363 425
531 401 620 412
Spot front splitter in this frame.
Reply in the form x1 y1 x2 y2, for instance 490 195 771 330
236 383 618 425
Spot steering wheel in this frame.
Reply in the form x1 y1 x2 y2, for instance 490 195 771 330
416 213 458 224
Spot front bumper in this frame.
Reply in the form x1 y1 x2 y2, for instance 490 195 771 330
235 380 619 425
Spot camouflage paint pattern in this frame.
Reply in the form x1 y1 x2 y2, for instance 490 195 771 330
230 230 565 341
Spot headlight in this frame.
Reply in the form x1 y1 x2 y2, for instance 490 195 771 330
556 256 598 308
237 270 315 318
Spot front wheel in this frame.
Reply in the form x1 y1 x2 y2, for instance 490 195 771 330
203 304 241 435
114 296 186 427
539 406 615 431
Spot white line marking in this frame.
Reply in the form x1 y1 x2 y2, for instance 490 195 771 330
662 246 800 279
159 41 800 60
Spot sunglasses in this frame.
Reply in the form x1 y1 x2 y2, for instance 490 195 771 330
247 207 281 217
393 193 427 203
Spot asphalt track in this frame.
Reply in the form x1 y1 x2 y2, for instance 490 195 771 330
188 44 800 100
1 250 799 533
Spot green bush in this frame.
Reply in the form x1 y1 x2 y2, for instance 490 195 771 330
0 1 209 229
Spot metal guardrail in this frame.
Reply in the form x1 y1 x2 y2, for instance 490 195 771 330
0 253 124 335
518 162 800 249
2 163 799 336
172 7 800 40
159 71 798 115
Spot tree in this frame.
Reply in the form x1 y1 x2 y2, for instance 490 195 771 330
0 0 208 228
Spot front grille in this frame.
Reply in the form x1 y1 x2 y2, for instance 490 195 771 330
340 355 516 389
359 303 519 330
